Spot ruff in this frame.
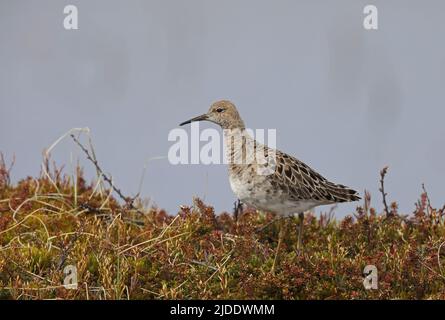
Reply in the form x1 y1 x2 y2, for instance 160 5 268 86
180 100 360 216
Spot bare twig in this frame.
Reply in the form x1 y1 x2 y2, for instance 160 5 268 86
0 153 15 189
320 205 337 228
189 259 218 271
255 215 285 233
70 134 144 215
437 241 445 277
379 166 391 218
56 221 85 270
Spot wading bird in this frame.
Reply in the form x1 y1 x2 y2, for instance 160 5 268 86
180 100 360 273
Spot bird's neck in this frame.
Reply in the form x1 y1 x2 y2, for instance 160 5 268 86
221 119 246 131
223 128 258 167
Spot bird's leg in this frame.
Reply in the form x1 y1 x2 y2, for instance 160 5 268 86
296 212 305 253
271 218 287 274
233 199 243 223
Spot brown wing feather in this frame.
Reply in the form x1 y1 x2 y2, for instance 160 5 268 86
271 149 361 203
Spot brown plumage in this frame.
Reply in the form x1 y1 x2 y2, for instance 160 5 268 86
180 99 360 215
273 149 361 204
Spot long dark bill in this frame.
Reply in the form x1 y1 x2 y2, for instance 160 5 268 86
179 114 208 126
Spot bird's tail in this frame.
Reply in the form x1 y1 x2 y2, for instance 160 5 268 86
325 182 361 203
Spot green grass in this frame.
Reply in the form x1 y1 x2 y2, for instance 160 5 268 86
0 157 444 300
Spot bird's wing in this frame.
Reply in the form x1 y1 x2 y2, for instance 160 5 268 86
269 149 361 203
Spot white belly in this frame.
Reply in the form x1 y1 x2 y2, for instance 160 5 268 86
229 173 323 215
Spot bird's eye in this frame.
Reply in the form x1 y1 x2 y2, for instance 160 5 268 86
216 108 225 113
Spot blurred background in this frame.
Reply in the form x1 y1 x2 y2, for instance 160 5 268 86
1 0 444 217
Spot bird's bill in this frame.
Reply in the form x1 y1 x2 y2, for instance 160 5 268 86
179 114 208 126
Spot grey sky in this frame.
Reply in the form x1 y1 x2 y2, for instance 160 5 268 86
1 0 444 217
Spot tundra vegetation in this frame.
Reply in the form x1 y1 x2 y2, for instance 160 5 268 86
0 147 444 300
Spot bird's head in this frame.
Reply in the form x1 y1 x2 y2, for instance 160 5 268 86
179 100 245 130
